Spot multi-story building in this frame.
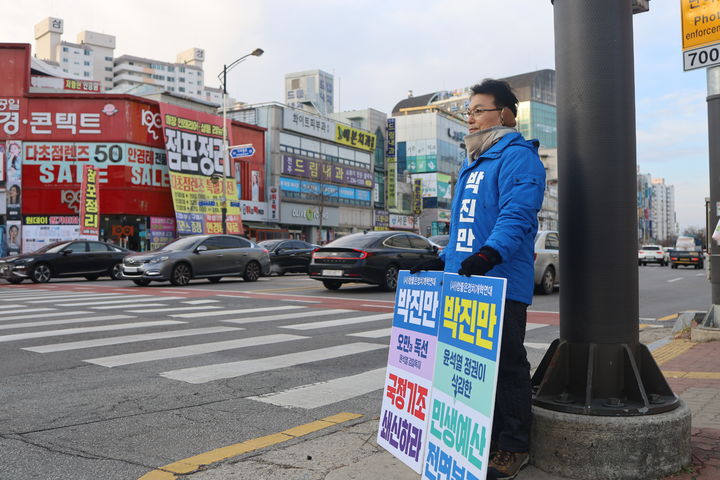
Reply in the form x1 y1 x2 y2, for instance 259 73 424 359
229 103 375 243
113 49 205 98
34 17 116 91
285 70 334 116
637 172 678 243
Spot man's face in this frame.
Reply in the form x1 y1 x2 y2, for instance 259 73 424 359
467 94 503 133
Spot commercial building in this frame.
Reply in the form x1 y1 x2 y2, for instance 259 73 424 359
34 17 116 91
637 172 678 243
113 49 206 98
0 43 265 255
285 70 334 116
229 103 375 243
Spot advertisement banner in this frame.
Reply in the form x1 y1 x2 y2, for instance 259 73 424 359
6 219 21 256
160 104 243 235
335 124 377 152
79 164 99 238
386 118 396 158
413 179 423 215
149 216 176 250
21 215 79 253
422 273 507 480
6 140 22 221
378 270 443 473
282 154 373 188
390 214 415 231
268 186 279 222
239 200 269 222
387 161 397 209
374 209 389 229
0 142 4 182
282 108 335 141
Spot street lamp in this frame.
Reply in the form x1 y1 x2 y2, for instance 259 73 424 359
217 47 264 234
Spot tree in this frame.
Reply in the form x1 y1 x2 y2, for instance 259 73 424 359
683 226 707 248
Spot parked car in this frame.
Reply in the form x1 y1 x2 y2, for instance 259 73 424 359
121 234 271 286
309 231 439 291
427 234 449 251
258 239 319 275
0 240 132 284
534 230 560 295
638 245 666 266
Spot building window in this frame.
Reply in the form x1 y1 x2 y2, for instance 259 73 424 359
105 66 112 72
179 66 185 73
63 68 68 72
179 77 185 83
105 77 112 82
105 56 113 62
128 61 134 65
179 86 185 92
84 72 91 77
62 46 68 52
62 58 68 63
84 61 91 66
84 50 91 56
167 66 175 72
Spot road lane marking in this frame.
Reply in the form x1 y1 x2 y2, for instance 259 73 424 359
137 413 363 479
57 296 183 306
31 294 129 303
0 311 90 322
0 308 56 315
222 309 353 325
281 313 392 330
181 299 220 305
667 277 683 283
125 306 223 313
93 304 167 310
524 342 551 350
657 313 679 322
85 334 307 367
348 328 392 338
160 343 386 384
249 368 386 409
0 314 135 331
247 286 324 293
23 326 243 353
0 320 184 343
526 323 549 331
697 273 705 276
171 305 305 318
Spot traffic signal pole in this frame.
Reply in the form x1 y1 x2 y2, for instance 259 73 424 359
704 67 720 327
529 1 691 478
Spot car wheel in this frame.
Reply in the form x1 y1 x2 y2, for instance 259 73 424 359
84 275 100 281
110 263 124 280
538 267 555 295
133 279 151 287
322 280 342 290
6 278 23 284
380 264 399 291
671 264 677 269
243 261 261 282
276 270 286 276
208 277 222 283
31 263 52 283
170 263 192 286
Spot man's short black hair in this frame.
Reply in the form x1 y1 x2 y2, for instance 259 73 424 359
470 79 518 117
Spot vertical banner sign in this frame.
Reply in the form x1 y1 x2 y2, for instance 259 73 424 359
6 140 22 254
422 273 507 480
387 118 397 209
79 165 100 238
413 179 423 215
378 270 443 473
159 104 243 235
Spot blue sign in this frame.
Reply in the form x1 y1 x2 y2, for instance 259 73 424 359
198 200 216 207
230 145 256 158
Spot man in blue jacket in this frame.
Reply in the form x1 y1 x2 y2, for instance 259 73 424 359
412 79 546 479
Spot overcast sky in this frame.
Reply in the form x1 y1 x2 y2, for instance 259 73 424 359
1 0 710 231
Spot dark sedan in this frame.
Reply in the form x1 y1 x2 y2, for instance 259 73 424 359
121 234 271 286
309 231 439 291
259 239 319 275
0 240 132 284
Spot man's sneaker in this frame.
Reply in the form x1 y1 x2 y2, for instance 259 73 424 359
487 450 529 479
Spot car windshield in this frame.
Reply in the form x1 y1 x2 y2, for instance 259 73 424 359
642 246 660 250
33 242 73 254
158 236 201 251
259 240 283 250
324 233 383 249
428 235 449 246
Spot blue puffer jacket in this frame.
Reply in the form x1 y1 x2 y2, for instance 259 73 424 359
440 132 546 304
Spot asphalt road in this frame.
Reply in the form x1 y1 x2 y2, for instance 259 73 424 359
0 266 710 479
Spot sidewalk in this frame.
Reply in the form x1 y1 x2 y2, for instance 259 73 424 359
155 324 720 480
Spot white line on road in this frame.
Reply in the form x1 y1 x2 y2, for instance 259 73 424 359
0 311 90 322
125 306 223 313
85 334 307 367
160 343 386 384
526 323 549 331
0 320 184 343
667 277 683 283
23 326 243 353
181 300 220 305
1 308 56 315
348 328 392 338
31 294 128 303
525 342 551 350
222 309 353 325
697 273 705 276
0 315 135 331
92 304 167 310
249 367 386 409
281 313 392 330
57 296 183 306
171 305 305 318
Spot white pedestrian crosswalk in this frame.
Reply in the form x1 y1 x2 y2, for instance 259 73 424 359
0 287 554 411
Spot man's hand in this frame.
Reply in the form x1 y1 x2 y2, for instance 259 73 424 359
458 246 501 277
409 258 445 274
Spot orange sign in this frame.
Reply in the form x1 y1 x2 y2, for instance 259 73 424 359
681 0 720 50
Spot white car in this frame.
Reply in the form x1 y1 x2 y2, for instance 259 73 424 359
534 230 560 295
638 245 666 266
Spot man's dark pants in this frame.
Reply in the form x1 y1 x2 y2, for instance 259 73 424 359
491 299 532 453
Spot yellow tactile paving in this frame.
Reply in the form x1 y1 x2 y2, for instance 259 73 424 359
662 370 720 380
651 339 695 366
138 412 363 479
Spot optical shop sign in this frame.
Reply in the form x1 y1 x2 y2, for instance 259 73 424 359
377 271 506 480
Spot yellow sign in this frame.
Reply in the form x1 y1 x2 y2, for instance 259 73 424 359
335 124 377 152
169 172 242 235
681 0 720 50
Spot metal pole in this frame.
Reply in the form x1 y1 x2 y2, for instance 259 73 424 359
707 66 720 305
532 0 678 415
221 64 228 234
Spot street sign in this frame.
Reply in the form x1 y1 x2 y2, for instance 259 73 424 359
229 144 255 159
680 0 720 51
684 43 720 71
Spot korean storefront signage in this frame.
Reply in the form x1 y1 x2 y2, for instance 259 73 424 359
21 215 79 253
386 118 396 157
413 179 424 215
282 154 373 188
79 164 99 239
374 209 389 230
335 124 377 152
282 108 335 141
279 201 339 227
160 104 243 235
268 186 279 222
239 200 269 222
149 217 176 250
390 214 415 231
378 270 443 473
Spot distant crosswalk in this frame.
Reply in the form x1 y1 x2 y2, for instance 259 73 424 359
0 287 557 411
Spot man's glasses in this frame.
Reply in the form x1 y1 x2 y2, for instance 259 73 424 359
462 106 502 120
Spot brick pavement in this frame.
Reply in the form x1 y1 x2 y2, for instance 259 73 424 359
658 335 720 480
